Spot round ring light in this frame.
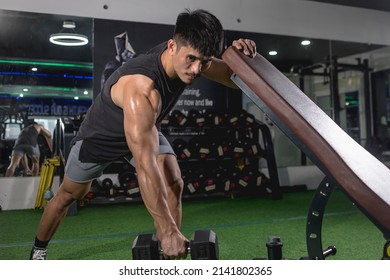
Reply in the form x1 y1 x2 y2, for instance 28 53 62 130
50 20 89 46
50 33 89 46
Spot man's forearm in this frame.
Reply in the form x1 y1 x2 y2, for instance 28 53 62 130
136 163 179 236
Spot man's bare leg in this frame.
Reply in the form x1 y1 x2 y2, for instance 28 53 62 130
30 177 92 259
5 154 22 177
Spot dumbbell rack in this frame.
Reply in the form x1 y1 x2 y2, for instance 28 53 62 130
161 115 282 200
83 160 143 205
81 111 282 205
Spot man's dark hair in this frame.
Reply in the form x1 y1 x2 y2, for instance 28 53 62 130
173 9 224 57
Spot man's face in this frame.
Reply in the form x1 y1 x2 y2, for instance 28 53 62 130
170 40 213 84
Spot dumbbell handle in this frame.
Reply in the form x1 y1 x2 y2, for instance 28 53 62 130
159 245 191 256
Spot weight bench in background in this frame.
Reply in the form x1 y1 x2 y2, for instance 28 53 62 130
222 47 390 259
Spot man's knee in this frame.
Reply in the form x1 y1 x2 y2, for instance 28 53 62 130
58 178 92 201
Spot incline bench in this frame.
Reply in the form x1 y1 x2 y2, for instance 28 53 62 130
222 46 390 259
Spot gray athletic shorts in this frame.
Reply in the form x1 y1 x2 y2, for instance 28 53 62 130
65 132 175 183
12 144 40 158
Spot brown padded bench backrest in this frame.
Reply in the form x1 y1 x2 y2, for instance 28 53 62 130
222 46 390 236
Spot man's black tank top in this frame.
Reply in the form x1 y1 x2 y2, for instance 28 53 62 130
72 42 186 162
14 125 38 147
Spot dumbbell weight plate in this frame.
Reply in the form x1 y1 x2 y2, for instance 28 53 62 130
190 229 219 260
101 178 113 190
132 233 161 260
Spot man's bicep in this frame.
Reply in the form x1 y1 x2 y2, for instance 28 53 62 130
123 90 159 158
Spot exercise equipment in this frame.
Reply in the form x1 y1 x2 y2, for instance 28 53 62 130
169 110 188 127
230 139 245 159
189 136 211 160
187 109 205 127
266 236 283 260
383 240 390 260
172 138 192 160
183 169 202 195
204 110 223 127
243 137 263 160
210 132 230 159
132 229 219 260
34 156 61 209
101 178 113 189
223 167 239 193
236 166 257 192
262 236 336 260
222 46 390 259
200 170 218 193
240 110 256 127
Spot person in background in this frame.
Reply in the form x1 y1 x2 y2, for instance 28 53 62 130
6 122 52 177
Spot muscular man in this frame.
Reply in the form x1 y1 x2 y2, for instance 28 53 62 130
6 122 52 177
29 9 256 260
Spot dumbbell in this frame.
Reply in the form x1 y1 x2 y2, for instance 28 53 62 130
189 136 211 160
101 177 113 190
132 229 219 260
184 170 204 195
187 109 206 127
160 114 170 127
118 170 140 198
204 110 223 127
89 179 108 198
200 170 218 193
172 138 192 160
169 110 188 127
223 167 239 193
236 166 255 191
228 139 245 159
243 138 263 159
239 110 256 127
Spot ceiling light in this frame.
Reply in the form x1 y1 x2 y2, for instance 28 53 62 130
269 50 277 56
31 67 38 71
62 20 76 29
301 40 311 46
50 20 89 46
83 90 88 95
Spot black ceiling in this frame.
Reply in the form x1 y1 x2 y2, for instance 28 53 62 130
0 10 93 100
0 10 92 63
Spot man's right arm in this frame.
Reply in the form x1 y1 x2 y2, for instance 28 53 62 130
35 124 53 151
117 75 188 258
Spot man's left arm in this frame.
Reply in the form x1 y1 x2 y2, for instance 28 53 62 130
202 38 256 89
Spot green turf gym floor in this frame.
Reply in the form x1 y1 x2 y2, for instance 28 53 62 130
0 189 386 260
